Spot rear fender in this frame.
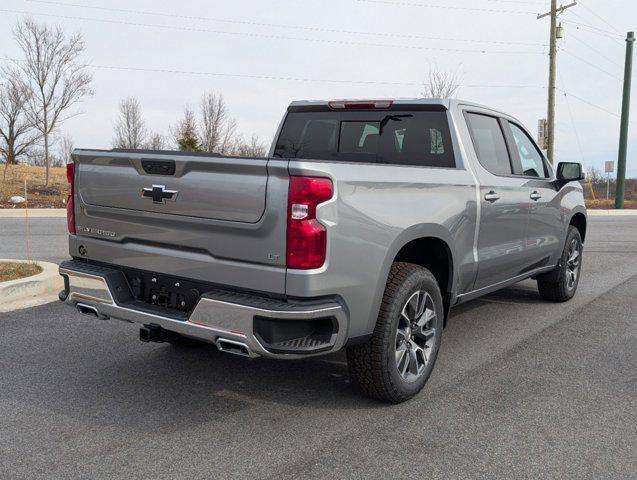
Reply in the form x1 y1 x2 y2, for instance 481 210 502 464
367 224 457 334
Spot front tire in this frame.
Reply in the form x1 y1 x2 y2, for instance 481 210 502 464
537 226 583 302
347 262 444 403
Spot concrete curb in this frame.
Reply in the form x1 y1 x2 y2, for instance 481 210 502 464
0 208 66 218
587 209 637 216
0 259 63 312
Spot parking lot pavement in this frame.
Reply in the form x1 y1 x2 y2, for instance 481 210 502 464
0 217 68 264
0 217 635 480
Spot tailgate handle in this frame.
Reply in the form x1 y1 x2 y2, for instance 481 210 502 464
142 159 176 176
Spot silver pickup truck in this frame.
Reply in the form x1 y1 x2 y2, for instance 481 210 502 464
59 98 587 403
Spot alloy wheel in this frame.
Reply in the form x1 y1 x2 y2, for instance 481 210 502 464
394 290 437 382
566 238 581 290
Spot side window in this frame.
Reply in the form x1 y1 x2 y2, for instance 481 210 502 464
465 113 512 176
508 122 548 178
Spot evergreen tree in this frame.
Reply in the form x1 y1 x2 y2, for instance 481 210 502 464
177 128 201 152
172 107 202 152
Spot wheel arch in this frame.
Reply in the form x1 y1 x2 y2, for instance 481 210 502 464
569 211 587 243
369 225 457 332
394 237 454 299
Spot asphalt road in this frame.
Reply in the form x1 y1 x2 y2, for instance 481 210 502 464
0 217 68 263
0 217 636 479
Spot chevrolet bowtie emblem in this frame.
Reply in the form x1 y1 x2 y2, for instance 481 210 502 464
141 185 179 204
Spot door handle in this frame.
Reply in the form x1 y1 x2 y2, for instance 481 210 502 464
484 191 500 202
530 191 542 201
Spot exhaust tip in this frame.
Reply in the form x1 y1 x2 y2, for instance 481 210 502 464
76 303 99 317
216 338 252 358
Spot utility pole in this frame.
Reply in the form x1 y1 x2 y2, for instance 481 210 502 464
538 1 577 164
615 31 634 209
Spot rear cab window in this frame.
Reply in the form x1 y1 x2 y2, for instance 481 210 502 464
274 106 456 168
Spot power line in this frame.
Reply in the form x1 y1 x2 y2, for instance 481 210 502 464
0 55 548 88
562 18 623 40
560 48 623 81
22 0 547 47
4 54 627 122
0 8 548 55
536 0 578 164
483 0 545 3
568 32 624 69
565 23 621 42
555 86 624 120
560 89 634 125
558 71 586 165
576 0 622 35
353 0 537 15
482 0 545 4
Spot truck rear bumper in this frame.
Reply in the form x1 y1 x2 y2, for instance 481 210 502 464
59 260 348 359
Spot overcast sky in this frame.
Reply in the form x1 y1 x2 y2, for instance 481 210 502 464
1 0 635 176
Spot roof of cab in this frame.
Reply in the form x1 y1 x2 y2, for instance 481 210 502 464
288 98 450 109
287 98 513 120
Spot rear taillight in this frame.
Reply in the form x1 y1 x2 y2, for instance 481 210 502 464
66 162 76 234
286 176 333 270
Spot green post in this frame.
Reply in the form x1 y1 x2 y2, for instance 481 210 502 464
615 31 634 209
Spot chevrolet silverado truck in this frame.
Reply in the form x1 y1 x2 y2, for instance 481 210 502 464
59 98 587 403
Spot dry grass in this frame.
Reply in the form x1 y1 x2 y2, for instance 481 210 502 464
1 164 68 209
0 262 43 282
584 179 637 209
585 199 637 209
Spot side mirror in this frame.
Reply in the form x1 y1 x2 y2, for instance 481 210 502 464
556 162 585 183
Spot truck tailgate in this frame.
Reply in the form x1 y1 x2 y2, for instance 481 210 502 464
79 152 268 222
71 150 289 294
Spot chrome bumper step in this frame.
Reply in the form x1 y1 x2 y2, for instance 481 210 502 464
59 260 348 359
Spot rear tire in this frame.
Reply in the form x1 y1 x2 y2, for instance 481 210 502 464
537 226 583 302
347 262 444 403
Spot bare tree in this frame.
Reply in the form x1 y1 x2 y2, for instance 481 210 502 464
422 68 462 98
171 106 201 152
144 132 165 150
218 118 238 155
168 92 263 156
587 166 604 184
199 92 230 153
58 133 74 166
13 18 93 186
234 134 267 158
25 147 46 166
0 67 40 179
112 97 147 149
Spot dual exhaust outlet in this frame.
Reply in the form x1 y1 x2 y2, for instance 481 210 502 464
76 303 107 320
76 303 253 358
139 324 253 358
215 338 252 357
